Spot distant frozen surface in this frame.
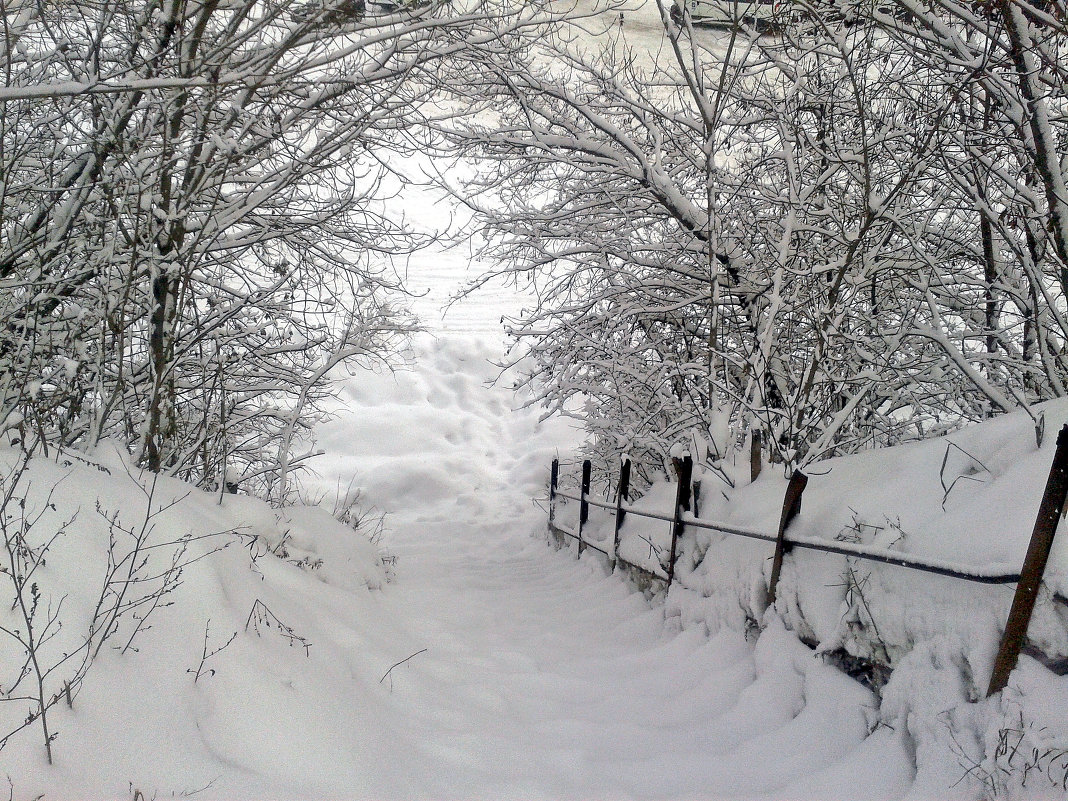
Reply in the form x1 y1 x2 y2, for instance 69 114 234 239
404 241 528 339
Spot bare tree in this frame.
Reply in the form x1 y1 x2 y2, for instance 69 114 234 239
0 0 524 497
432 0 1068 484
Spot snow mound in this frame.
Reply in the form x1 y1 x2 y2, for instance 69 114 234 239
557 400 1068 800
309 333 581 528
1 445 396 799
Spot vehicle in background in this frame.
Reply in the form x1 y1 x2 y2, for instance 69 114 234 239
670 0 783 27
291 0 439 23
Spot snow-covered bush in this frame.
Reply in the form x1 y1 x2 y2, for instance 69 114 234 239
0 450 219 762
0 439 394 771
442 0 1068 485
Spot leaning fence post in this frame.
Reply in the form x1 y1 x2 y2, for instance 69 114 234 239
987 424 1068 696
612 457 631 567
750 429 763 483
549 459 559 529
766 470 809 606
667 456 693 587
577 459 592 557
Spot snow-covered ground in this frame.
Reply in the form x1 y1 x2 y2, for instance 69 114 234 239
2 327 917 800
302 333 915 800
7 303 1068 799
5 48 1068 797
4 260 1068 801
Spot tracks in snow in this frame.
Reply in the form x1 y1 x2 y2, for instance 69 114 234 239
314 334 915 799
374 515 915 800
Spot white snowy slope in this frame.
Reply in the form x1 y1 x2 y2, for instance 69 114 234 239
305 329 920 801
6 318 1068 799
1 330 901 800
5 181 1067 800
557 404 1068 800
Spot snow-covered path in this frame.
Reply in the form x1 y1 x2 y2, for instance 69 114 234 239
3 329 938 799
306 333 916 800
374 522 913 800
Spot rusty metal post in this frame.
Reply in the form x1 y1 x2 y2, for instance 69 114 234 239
750 429 762 483
549 458 559 529
766 470 809 606
667 456 693 586
612 457 631 567
987 424 1068 696
577 459 591 557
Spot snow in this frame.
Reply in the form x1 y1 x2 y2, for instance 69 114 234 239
7 232 1068 797
8 332 900 799
7 310 1067 799
555 400 1068 799
6 122 1068 801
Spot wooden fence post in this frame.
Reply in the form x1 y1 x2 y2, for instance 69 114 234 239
766 470 809 606
751 429 762 483
987 424 1068 696
549 458 559 529
613 457 631 567
667 456 693 587
577 459 591 557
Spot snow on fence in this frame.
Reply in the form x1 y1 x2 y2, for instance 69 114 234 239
547 424 1068 698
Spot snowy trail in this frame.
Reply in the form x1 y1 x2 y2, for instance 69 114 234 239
4 328 926 800
308 332 916 800
376 525 910 800
295 15 925 793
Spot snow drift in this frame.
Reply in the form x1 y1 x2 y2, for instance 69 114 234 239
4 333 1068 800
557 400 1068 799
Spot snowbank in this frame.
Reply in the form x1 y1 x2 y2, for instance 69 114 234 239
0 442 398 799
555 400 1068 799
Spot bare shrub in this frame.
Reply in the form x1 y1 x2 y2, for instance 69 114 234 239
0 454 231 763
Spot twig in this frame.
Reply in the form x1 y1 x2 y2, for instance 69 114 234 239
379 648 427 691
188 619 237 683
245 600 311 655
939 441 992 510
178 777 220 797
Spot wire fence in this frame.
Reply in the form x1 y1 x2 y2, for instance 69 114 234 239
546 425 1068 697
